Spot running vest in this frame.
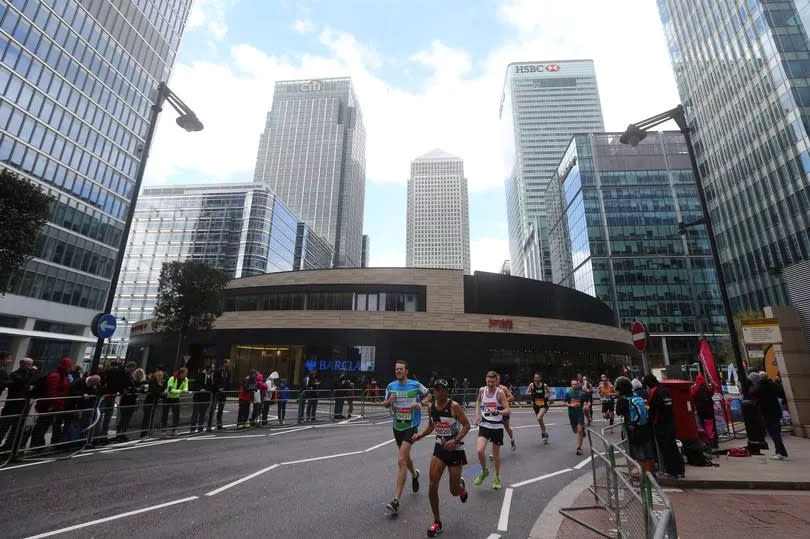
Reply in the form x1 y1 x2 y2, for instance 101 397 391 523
480 387 504 429
431 400 462 446
531 383 547 407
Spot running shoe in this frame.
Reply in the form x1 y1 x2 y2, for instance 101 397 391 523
489 452 494 461
576 447 583 456
492 475 502 490
511 439 517 452
459 477 468 503
385 499 400 514
474 468 490 486
427 520 443 537
412 469 421 493
542 431 549 445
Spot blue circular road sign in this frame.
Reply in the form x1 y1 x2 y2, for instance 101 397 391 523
95 313 117 339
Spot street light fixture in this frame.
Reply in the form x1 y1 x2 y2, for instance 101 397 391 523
90 82 203 372
620 105 765 449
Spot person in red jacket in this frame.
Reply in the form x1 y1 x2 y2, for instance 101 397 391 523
31 358 74 447
237 370 266 429
691 374 715 446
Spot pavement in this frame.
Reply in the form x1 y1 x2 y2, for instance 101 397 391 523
0 406 597 538
542 428 810 538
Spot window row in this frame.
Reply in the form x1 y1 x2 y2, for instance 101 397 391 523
8 260 108 310
225 291 425 313
33 225 115 279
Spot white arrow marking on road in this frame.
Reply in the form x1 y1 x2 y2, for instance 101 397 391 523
497 488 513 532
23 496 198 538
364 439 396 452
509 467 572 488
205 464 280 496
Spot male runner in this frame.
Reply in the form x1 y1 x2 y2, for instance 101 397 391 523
582 376 594 426
383 360 431 514
565 379 586 455
488 374 516 460
474 371 511 489
598 375 616 425
412 379 471 537
526 372 550 443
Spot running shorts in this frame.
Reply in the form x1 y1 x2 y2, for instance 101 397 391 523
478 425 504 446
393 427 417 447
601 398 615 414
433 444 468 466
568 408 585 432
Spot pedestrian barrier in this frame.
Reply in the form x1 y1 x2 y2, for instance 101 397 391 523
560 428 678 538
16 396 98 459
0 398 28 466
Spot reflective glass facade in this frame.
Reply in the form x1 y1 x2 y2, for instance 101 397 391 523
0 0 192 369
110 183 333 357
548 133 728 365
658 0 810 311
253 77 366 268
501 60 604 279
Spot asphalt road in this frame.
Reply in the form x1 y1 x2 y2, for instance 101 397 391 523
1 406 602 539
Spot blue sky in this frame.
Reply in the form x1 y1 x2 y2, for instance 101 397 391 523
145 0 679 271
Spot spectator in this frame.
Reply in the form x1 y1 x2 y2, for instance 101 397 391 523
68 363 84 384
616 376 655 476
190 366 215 433
299 369 321 423
162 368 189 435
97 361 136 443
753 372 789 460
0 350 10 395
213 359 232 430
238 369 260 429
261 372 279 426
140 368 165 438
334 373 349 420
252 372 267 425
0 357 36 450
277 378 290 424
115 362 140 440
31 357 74 447
691 374 716 447
70 374 102 443
645 374 684 478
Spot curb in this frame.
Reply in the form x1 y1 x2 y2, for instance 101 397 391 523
528 470 593 539
657 477 810 490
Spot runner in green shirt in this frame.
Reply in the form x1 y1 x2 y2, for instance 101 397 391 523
564 379 586 456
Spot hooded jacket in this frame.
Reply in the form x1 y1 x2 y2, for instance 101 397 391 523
37 358 74 412
691 374 714 417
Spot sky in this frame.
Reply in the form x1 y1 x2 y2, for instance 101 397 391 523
145 0 681 272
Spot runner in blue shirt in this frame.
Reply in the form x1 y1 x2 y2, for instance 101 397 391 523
383 360 431 515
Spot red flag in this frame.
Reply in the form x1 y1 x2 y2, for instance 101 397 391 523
698 339 730 422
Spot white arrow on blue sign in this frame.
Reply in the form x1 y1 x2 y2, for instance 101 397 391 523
95 313 117 339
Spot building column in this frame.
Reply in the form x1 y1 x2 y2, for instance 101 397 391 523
9 317 36 369
661 335 670 366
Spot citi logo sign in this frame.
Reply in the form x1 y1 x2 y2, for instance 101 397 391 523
300 80 322 92
515 64 560 73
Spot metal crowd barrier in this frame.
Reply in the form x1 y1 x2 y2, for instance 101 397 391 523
560 427 678 538
16 396 99 460
0 398 29 466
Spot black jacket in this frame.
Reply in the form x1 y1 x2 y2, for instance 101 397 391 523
754 379 783 421
648 386 674 426
145 378 166 404
70 379 103 410
213 368 231 392
6 367 38 400
193 373 217 402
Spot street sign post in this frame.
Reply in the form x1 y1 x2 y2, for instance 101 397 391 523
631 320 649 374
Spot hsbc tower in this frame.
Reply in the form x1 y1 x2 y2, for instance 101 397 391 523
501 60 604 280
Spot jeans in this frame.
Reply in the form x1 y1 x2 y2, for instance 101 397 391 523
116 400 137 435
190 401 210 430
277 401 287 422
31 414 65 447
765 418 788 457
334 397 344 417
98 396 115 440
654 423 684 477
215 396 226 427
141 403 156 435
306 397 318 421
161 399 180 429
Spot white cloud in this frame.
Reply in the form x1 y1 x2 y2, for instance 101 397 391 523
369 249 406 268
293 19 314 34
471 237 510 273
187 0 238 40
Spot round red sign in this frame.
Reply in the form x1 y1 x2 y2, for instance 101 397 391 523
631 321 648 352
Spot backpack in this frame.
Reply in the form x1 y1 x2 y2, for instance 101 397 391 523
628 395 648 426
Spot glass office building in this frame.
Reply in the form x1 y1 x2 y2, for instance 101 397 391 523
547 133 728 366
658 0 810 311
253 77 366 268
501 60 604 280
109 183 333 358
0 0 192 369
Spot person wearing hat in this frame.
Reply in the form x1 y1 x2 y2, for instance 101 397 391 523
412 378 471 537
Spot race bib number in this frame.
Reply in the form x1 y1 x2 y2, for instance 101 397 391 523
483 403 498 416
435 421 452 437
534 398 545 406
570 398 581 407
395 407 413 421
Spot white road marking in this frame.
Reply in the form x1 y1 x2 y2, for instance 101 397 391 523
510 468 572 488
281 451 363 466
364 439 396 452
487 534 501 539
23 496 198 538
338 415 362 424
497 488 513 532
100 439 181 453
374 420 391 425
511 423 557 430
186 434 266 440
0 459 54 471
268 426 312 436
205 464 280 496
574 456 593 469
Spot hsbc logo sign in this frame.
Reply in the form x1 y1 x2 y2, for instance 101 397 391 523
300 80 322 92
514 64 560 73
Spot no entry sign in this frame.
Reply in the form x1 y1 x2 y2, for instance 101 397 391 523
631 320 648 352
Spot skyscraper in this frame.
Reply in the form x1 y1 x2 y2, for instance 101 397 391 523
0 1 193 369
406 149 471 274
657 1 810 311
501 60 604 280
547 132 726 364
253 77 366 268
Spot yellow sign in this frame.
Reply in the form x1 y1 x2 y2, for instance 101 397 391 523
741 318 782 344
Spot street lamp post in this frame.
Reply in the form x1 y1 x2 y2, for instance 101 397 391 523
90 83 203 372
620 105 765 448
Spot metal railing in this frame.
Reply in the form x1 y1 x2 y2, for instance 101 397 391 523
560 427 678 538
